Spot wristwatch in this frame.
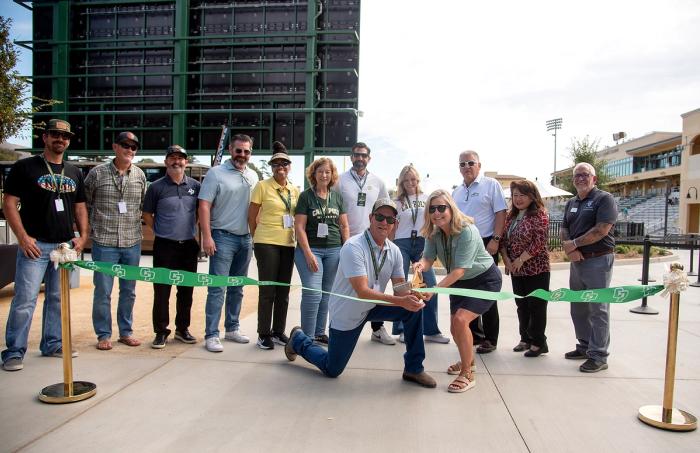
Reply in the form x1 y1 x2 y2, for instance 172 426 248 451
492 235 502 242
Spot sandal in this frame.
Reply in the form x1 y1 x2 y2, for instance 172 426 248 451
118 336 141 347
446 360 477 375
96 339 112 351
448 372 476 393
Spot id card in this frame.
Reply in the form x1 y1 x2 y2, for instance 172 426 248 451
118 201 127 214
55 199 65 212
570 207 578 213
373 281 381 292
317 223 329 238
283 214 294 229
357 192 367 207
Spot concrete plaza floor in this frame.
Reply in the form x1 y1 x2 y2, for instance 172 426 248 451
0 252 699 452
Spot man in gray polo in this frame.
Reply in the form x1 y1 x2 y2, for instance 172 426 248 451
199 134 258 353
285 199 435 388
143 145 201 349
561 162 617 373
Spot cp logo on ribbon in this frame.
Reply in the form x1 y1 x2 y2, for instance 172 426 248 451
169 271 184 285
140 268 156 282
111 265 126 278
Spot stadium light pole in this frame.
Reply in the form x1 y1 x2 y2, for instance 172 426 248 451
546 118 563 185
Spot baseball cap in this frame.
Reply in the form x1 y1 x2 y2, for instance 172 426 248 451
166 145 187 158
45 119 74 136
372 198 398 215
116 131 139 149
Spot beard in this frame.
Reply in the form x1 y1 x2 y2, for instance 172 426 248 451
352 160 366 171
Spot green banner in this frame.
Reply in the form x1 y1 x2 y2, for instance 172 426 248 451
66 260 664 305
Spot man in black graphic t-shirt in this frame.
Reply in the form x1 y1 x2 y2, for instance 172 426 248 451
1 119 88 372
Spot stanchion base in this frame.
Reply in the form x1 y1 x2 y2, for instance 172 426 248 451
630 305 659 315
638 405 697 431
39 381 97 404
687 272 697 277
637 278 657 282
689 281 700 287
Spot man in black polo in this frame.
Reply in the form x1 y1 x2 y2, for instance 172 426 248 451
143 145 201 348
560 162 617 373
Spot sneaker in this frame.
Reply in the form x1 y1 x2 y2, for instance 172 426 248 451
564 349 587 360
285 326 303 361
257 335 275 350
425 333 450 344
524 344 549 357
371 326 396 345
2 357 23 371
174 330 196 344
272 332 289 346
579 358 608 373
224 329 250 344
205 336 224 353
49 348 79 358
152 333 168 349
313 334 329 345
476 340 496 354
398 333 405 343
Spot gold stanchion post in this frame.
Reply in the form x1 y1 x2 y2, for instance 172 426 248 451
638 263 697 431
39 247 97 404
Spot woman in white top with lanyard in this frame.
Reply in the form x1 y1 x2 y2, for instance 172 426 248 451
390 165 450 344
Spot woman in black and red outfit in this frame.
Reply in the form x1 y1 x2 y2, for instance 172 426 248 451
500 180 550 357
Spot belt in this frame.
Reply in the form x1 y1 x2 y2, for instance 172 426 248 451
156 236 195 245
580 250 613 259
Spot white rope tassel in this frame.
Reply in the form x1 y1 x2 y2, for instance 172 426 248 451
660 263 689 298
50 242 78 270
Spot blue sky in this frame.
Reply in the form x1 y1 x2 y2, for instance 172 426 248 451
3 0 700 190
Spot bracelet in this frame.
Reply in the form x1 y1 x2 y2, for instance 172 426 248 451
572 238 578 248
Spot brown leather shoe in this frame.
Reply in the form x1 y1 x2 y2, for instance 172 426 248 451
402 371 437 388
476 340 496 354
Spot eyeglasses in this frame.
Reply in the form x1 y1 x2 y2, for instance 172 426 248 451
233 148 251 155
352 152 369 159
428 204 449 214
119 142 138 151
459 161 477 168
373 213 396 224
271 161 290 168
574 173 592 179
49 131 72 140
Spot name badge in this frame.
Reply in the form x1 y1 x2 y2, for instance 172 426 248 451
373 281 381 292
118 201 127 214
55 199 65 212
570 207 578 213
317 223 329 237
357 192 367 207
283 214 294 229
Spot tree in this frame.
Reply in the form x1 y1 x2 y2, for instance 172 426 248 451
559 136 611 194
0 17 59 144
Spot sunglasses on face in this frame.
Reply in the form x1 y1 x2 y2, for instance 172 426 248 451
119 142 138 151
49 131 72 140
233 148 251 155
352 152 369 159
373 213 396 224
574 173 592 180
271 161 290 168
459 160 477 168
428 204 449 214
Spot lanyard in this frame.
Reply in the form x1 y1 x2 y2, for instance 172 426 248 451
43 157 65 194
350 170 368 191
110 165 128 200
364 230 387 281
313 188 330 223
404 193 419 226
506 211 525 239
441 231 453 273
276 186 292 213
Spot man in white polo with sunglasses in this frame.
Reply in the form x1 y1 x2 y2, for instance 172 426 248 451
452 150 507 354
199 133 258 352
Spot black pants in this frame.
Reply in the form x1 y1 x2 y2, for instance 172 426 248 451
511 272 550 347
468 236 500 345
254 243 295 336
152 236 199 335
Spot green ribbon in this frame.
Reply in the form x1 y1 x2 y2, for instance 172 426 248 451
65 260 664 305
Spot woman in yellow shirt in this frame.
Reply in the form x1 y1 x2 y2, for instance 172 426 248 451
248 142 300 350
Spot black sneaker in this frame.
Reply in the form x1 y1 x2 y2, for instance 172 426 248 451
314 334 329 345
272 332 289 346
175 330 197 344
257 335 275 350
152 333 168 349
580 358 608 373
564 349 587 360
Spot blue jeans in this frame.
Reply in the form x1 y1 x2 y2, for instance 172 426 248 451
91 242 141 340
569 254 614 363
294 246 341 337
392 238 441 336
2 241 63 361
205 230 252 339
290 305 425 377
